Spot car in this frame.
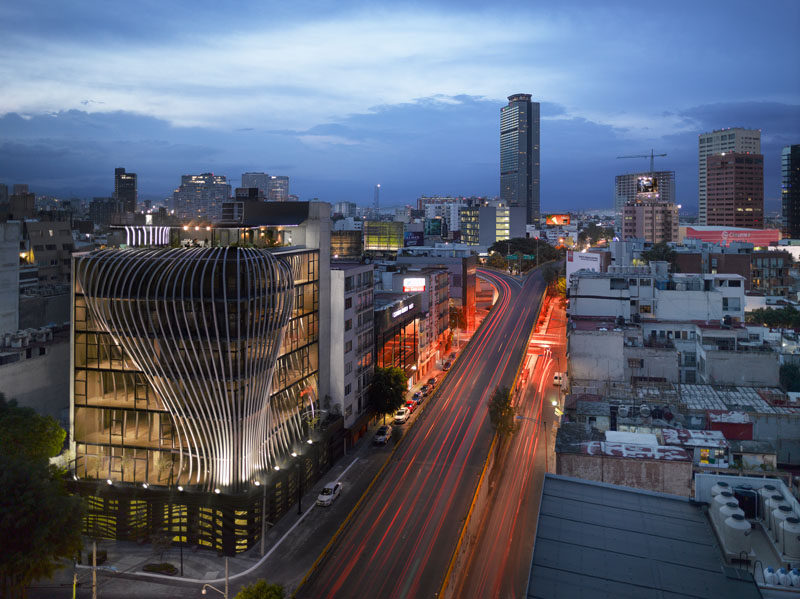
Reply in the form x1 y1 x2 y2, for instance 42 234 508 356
449 352 456 360
316 481 342 506
405 400 417 413
393 407 410 424
373 425 393 445
412 391 423 404
443 361 452 371
428 377 437 386
553 372 564 387
420 384 430 395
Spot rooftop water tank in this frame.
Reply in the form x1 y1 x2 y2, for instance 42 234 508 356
720 502 745 522
723 513 751 556
781 517 800 560
766 495 789 533
777 568 791 586
773 505 795 544
711 481 731 497
618 405 629 418
639 404 651 418
759 484 779 519
713 492 738 528
790 568 800 587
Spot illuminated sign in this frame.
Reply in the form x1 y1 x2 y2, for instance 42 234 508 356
684 227 780 248
392 302 415 318
566 250 602 284
545 214 570 226
403 277 426 292
636 176 658 194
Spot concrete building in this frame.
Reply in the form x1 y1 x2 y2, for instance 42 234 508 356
172 173 231 221
500 93 540 225
460 204 526 247
363 220 404 252
89 197 124 228
614 170 676 232
621 201 679 243
698 128 761 225
8 188 35 220
0 221 22 334
241 172 270 196
267 175 289 202
114 167 137 213
24 219 74 284
332 201 358 218
782 144 800 238
751 250 794 297
706 152 764 228
329 263 374 435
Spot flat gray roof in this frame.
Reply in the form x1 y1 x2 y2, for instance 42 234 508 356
527 474 760 599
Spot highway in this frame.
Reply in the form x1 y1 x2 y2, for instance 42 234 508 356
451 292 567 599
296 268 546 599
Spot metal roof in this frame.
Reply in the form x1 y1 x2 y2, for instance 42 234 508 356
527 474 761 599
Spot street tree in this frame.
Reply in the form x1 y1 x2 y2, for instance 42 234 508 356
488 387 516 437
235 579 286 599
369 366 408 423
0 394 66 460
0 455 84 599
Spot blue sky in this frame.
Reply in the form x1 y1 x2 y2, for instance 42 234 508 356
0 1 798 212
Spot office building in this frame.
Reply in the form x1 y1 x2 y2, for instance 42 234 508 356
333 202 358 218
89 197 124 228
698 128 760 225
460 204 526 247
500 93 540 225
241 172 270 196
706 152 764 228
614 171 675 233
621 201 679 243
172 173 231 221
363 221 404 252
114 168 137 213
268 176 290 202
781 145 800 238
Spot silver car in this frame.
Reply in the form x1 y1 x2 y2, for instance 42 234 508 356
316 481 342 506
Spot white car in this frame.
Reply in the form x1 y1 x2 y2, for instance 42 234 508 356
553 372 564 387
316 481 342 507
393 407 410 424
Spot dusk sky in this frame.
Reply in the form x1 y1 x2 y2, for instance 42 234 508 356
1 0 798 212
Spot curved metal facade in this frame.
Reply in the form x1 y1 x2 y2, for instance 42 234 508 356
75 247 299 491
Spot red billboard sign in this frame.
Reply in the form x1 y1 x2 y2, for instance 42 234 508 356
545 214 570 226
684 227 780 248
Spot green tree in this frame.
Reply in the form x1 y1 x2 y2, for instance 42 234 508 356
0 455 84 599
780 364 800 392
488 387 516 437
369 366 408 424
577 223 613 246
235 579 285 599
640 242 677 269
0 394 66 460
487 237 564 267
486 251 506 270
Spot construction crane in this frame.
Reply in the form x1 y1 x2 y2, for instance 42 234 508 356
616 149 667 173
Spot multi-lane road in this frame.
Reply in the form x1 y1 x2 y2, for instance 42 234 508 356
451 290 567 599
296 269 546 599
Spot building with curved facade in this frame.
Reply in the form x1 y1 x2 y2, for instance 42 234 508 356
70 224 333 554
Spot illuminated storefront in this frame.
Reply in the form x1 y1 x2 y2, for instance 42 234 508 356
374 293 421 384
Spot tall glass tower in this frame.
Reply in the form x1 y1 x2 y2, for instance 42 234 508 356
782 145 800 238
500 93 540 225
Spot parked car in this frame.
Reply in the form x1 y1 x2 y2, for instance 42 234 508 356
449 352 456 360
420 384 430 395
373 425 393 445
394 407 410 424
412 391 423 404
316 481 342 506
443 361 452 371
553 372 564 387
428 377 437 386
405 400 417 413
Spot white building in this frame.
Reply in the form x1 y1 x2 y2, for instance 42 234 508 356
698 128 760 225
329 263 374 432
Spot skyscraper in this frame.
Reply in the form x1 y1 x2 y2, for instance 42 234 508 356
782 145 800 238
698 128 760 225
500 93 540 225
706 152 764 228
114 167 137 213
241 172 269 196
267 176 290 202
614 171 676 233
172 173 231 221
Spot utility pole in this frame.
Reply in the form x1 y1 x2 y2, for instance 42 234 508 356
92 541 97 599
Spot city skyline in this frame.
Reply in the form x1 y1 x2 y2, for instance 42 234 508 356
0 1 798 210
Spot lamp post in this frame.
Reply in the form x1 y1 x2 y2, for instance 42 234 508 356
200 557 228 598
292 451 302 515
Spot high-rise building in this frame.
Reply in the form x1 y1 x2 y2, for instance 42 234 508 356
0 183 8 205
241 172 270 196
614 171 676 233
698 128 760 225
781 145 800 238
622 201 679 243
706 152 764 228
500 93 540 225
114 167 137 213
460 204 526 246
268 176 290 202
172 173 231 221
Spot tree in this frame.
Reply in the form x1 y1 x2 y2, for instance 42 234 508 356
577 223 613 247
369 366 408 423
541 264 559 290
235 579 285 599
780 364 800 392
487 237 564 267
488 387 516 437
0 394 66 461
640 242 677 269
0 455 84 599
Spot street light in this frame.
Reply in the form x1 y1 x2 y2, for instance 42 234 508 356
200 558 228 598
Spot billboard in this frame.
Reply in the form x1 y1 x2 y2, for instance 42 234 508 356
684 227 780 248
566 250 602 284
404 231 425 247
545 214 571 226
636 176 658 194
402 277 426 292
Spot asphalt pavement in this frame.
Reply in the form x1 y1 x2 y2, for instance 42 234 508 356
295 269 545 599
